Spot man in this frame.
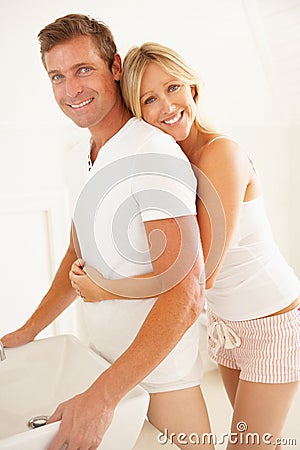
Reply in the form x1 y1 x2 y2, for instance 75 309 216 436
1 14 211 450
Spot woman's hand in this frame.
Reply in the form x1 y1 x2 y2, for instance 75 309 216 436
69 260 106 302
69 260 160 301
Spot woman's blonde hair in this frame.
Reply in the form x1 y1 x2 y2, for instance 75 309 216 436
121 42 211 131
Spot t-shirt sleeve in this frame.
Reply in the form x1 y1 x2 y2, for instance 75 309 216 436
131 133 197 222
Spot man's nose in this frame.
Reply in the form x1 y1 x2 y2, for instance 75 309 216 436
65 76 83 98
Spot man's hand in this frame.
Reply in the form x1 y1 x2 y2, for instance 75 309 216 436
1 326 36 348
47 386 115 450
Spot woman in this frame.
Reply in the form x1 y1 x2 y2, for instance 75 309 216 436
118 43 300 449
70 43 300 448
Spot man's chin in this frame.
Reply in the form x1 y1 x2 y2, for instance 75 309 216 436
67 116 92 129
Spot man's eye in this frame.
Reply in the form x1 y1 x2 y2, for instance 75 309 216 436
145 97 155 105
80 67 91 74
52 74 63 82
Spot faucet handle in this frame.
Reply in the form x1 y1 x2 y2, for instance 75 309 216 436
0 340 6 361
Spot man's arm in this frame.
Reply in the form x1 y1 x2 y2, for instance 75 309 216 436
1 227 78 347
103 214 204 388
47 214 204 450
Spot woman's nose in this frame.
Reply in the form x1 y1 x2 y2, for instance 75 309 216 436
161 97 176 114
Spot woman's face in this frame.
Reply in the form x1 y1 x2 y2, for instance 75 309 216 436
140 62 197 141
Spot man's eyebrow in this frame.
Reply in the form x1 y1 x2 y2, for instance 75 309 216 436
47 69 60 76
47 63 91 76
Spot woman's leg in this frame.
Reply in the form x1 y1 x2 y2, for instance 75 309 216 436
227 380 299 450
218 364 241 407
148 385 215 449
217 365 299 449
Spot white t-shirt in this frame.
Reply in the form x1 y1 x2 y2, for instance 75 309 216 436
73 118 200 387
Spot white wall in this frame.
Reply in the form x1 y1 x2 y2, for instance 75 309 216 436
0 0 298 339
291 126 300 276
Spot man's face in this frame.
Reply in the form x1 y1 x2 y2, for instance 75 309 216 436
44 35 121 129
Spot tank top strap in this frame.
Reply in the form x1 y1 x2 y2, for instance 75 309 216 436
207 135 257 174
207 135 231 146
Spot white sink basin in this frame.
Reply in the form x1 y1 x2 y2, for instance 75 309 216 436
0 334 149 450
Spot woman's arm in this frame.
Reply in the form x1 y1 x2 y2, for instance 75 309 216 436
69 260 162 301
196 139 257 288
69 212 202 302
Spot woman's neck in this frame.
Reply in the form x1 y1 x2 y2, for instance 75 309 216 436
178 122 210 161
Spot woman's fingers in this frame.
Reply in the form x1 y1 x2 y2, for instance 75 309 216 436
71 260 85 275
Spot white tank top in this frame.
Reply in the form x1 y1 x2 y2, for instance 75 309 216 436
205 194 300 321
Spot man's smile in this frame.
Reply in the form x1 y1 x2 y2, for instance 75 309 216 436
68 97 94 109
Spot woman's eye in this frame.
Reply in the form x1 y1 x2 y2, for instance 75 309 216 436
144 97 155 105
169 84 180 92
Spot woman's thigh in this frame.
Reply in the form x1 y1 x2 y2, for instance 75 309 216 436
218 364 241 407
227 380 299 449
148 386 215 449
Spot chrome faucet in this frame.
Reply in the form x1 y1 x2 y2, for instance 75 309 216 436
0 340 6 361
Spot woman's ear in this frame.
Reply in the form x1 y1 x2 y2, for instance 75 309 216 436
111 54 122 81
190 85 197 99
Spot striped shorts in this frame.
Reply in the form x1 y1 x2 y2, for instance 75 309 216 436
207 307 300 383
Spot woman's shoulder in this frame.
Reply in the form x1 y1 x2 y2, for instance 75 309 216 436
203 134 241 153
199 134 248 169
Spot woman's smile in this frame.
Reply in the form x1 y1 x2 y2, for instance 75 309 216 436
162 111 184 126
140 62 197 141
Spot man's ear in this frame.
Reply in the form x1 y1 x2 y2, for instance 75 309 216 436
111 54 122 81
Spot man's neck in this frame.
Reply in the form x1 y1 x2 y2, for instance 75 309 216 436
89 105 132 164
